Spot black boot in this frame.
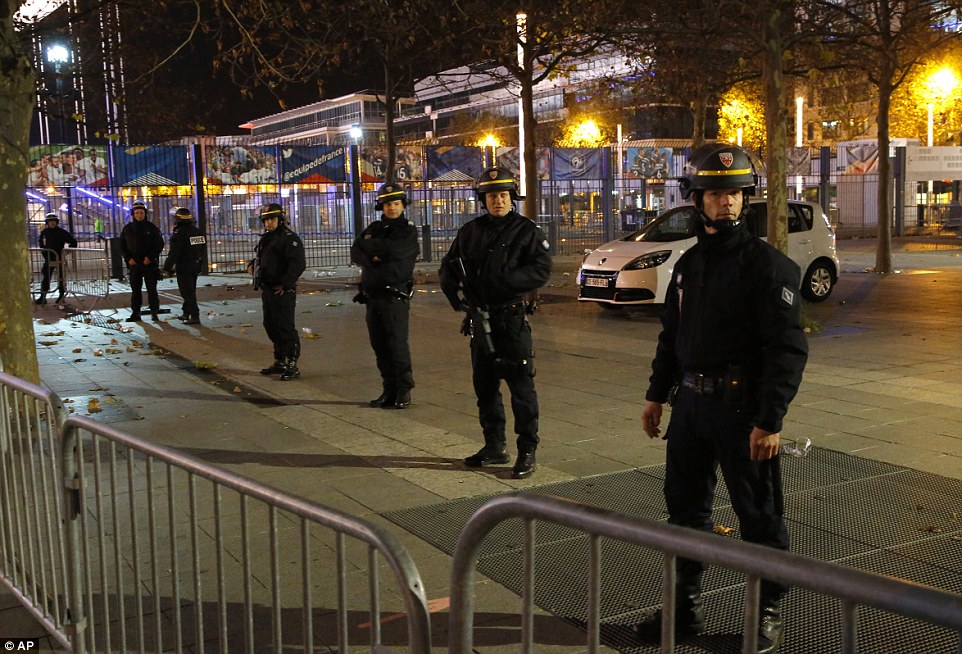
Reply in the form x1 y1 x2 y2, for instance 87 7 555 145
464 445 510 467
393 389 411 409
260 360 285 375
183 316 201 325
35 294 47 305
280 359 300 381
511 450 537 479
369 391 396 408
125 313 142 322
56 291 66 303
175 313 190 321
635 578 705 642
755 598 784 654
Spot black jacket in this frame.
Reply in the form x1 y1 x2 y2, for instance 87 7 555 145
119 219 165 266
253 224 306 290
38 226 77 255
350 214 419 294
163 221 207 274
439 210 552 309
646 220 808 433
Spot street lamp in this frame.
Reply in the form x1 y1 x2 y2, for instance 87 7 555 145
349 124 362 144
516 12 527 194
45 42 71 144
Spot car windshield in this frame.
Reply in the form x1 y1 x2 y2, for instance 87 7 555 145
622 206 697 242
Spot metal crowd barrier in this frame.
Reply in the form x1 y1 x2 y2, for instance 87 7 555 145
448 493 962 654
60 415 431 654
0 371 73 650
28 246 110 312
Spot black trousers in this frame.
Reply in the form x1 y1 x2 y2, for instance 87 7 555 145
663 387 790 600
365 295 414 394
39 255 65 295
175 261 201 318
128 264 160 315
470 310 539 452
261 289 299 362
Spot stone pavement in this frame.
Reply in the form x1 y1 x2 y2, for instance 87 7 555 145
5 236 962 651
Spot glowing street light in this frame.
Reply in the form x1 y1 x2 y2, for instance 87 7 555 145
570 119 602 146
349 124 362 143
478 133 501 148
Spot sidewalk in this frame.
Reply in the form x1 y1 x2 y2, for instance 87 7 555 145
8 236 962 650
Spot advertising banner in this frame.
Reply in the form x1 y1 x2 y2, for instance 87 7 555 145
553 148 605 180
28 144 109 187
279 146 347 183
205 145 278 184
426 146 483 183
495 147 551 180
109 145 190 187
626 147 671 179
359 146 423 183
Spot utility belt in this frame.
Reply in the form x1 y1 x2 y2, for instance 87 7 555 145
679 366 746 406
488 301 527 317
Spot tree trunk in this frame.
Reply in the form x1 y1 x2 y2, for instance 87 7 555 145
0 15 41 383
383 60 397 184
875 78 894 273
521 72 538 220
691 94 708 148
761 4 789 254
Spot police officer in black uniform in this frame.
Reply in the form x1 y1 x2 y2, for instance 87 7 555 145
119 201 165 322
163 207 207 325
351 183 420 409
636 144 808 654
36 212 77 304
248 203 306 381
439 168 552 479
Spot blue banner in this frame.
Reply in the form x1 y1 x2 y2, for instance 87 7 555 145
110 145 190 187
495 147 551 180
279 146 347 183
552 148 604 180
426 146 483 183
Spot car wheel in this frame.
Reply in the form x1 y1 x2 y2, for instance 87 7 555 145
801 260 834 302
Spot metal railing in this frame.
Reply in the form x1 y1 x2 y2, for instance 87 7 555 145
448 493 962 654
59 415 431 654
29 246 110 312
0 369 431 653
0 371 73 650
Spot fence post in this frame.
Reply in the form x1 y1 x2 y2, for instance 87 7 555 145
421 224 432 263
546 220 559 255
819 147 831 218
350 145 364 241
894 146 905 237
190 144 210 274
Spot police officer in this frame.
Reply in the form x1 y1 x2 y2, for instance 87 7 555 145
119 201 165 322
248 203 306 381
439 168 552 479
351 183 419 409
636 144 808 653
36 212 77 305
163 207 206 325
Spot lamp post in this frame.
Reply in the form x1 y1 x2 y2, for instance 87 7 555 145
349 124 363 239
796 96 804 197
46 42 70 144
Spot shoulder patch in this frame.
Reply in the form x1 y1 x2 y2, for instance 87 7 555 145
781 286 795 306
541 239 550 251
189 236 206 245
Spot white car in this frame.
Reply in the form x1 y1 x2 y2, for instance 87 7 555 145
578 199 839 306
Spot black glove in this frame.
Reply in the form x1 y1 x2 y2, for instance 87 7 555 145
352 291 367 304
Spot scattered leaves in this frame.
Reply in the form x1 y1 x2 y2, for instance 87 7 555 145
87 398 102 413
713 524 735 537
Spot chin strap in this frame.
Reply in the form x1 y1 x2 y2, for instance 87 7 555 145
701 213 742 233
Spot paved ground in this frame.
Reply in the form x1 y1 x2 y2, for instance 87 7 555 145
5 236 962 651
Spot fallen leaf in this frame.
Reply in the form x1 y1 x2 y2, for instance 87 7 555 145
39 341 59 346
87 398 102 413
303 332 320 339
93 349 103 356
105 348 123 354
126 347 137 353
41 331 65 336
72 348 82 353
713 524 735 536
233 386 242 393
194 361 219 370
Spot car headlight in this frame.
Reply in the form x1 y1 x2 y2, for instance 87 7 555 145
623 250 671 271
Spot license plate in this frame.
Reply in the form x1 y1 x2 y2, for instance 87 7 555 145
585 277 609 288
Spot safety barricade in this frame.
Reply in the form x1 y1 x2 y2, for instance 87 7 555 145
61 246 111 312
0 371 73 650
29 247 66 301
448 493 962 654
60 415 431 654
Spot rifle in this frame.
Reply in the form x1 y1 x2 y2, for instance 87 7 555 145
453 258 497 358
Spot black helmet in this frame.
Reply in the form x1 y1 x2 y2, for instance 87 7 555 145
259 203 285 222
44 212 59 223
475 167 524 201
375 183 408 210
173 207 193 221
130 201 148 216
682 144 756 195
